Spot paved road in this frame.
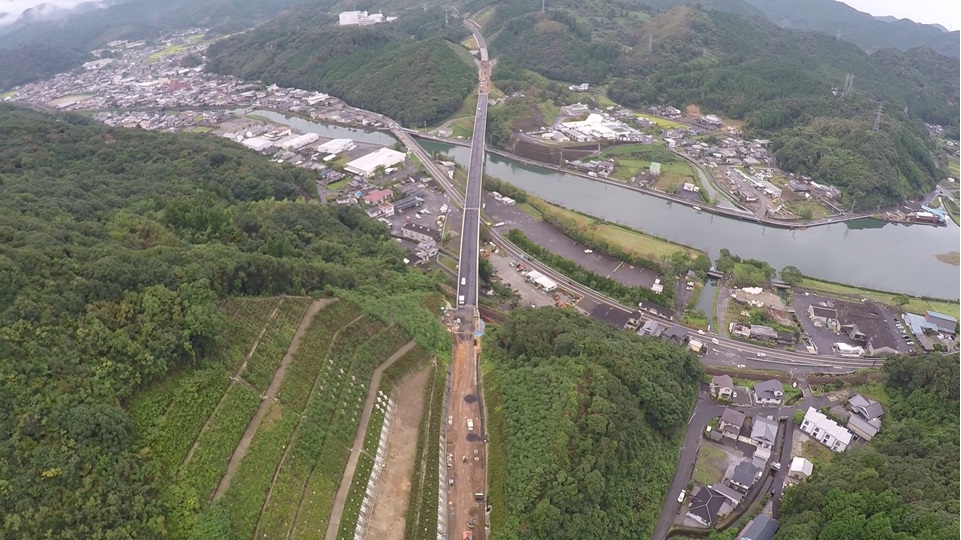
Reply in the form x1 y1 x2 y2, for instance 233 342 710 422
446 19 490 540
455 19 489 309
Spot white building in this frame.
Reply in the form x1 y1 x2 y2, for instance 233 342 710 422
241 137 275 152
278 132 320 150
799 407 852 452
339 10 394 26
345 148 406 177
789 457 813 480
317 138 356 155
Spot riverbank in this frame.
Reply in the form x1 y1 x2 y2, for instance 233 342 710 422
411 132 887 231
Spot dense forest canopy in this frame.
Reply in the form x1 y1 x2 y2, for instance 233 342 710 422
479 2 955 208
0 104 445 537
205 7 477 127
777 354 960 539
486 308 702 539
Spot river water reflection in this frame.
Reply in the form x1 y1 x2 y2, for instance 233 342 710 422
422 140 960 300
238 113 959 299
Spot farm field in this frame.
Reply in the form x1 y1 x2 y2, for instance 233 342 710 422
130 296 416 538
241 297 312 391
290 325 411 538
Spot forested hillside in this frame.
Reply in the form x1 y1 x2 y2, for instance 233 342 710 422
0 0 323 91
777 354 960 539
480 2 955 209
485 308 702 539
0 104 446 537
205 8 476 127
739 0 960 56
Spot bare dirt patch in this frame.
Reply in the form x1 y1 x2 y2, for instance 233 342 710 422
365 366 432 540
685 104 702 116
936 251 960 266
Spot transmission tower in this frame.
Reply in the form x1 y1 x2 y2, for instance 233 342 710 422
445 10 449 26
836 29 841 42
541 0 545 13
873 102 883 132
840 73 854 97
649 34 653 54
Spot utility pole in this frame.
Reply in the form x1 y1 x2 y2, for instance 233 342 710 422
873 102 883 132
445 10 449 27
836 29 841 42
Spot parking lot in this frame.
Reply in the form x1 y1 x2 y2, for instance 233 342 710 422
385 178 458 236
487 252 557 308
791 292 913 356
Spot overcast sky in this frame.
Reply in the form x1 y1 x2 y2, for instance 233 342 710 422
0 0 97 26
1 0 959 29
839 0 959 28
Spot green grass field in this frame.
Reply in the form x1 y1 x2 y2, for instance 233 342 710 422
449 117 475 139
692 444 730 486
145 34 204 62
526 196 701 260
947 156 959 177
636 112 687 129
798 277 960 320
785 199 830 220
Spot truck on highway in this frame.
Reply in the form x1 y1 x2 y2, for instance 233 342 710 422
458 295 465 305
467 419 474 431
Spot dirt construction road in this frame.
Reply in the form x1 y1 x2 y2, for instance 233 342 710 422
365 366 432 540
447 328 487 540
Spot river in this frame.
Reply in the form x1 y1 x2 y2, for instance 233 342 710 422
237 114 959 299
421 141 960 300
246 109 397 146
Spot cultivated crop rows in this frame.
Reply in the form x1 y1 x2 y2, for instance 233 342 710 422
241 297 312 391
131 366 231 480
277 300 367 412
130 298 283 480
198 299 365 539
220 400 300 539
338 390 394 540
256 315 384 537
219 297 286 372
289 324 411 538
177 383 262 500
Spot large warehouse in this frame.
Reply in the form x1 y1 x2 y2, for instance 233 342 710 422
346 148 406 177
317 138 356 155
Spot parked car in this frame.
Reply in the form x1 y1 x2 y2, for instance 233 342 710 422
584 249 593 254
677 490 686 503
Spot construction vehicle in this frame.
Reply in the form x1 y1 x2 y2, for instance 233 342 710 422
463 532 473 540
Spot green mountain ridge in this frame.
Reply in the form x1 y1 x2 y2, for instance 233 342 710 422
477 3 954 209
642 0 960 56
205 8 477 127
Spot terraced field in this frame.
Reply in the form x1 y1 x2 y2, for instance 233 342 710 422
131 295 418 537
